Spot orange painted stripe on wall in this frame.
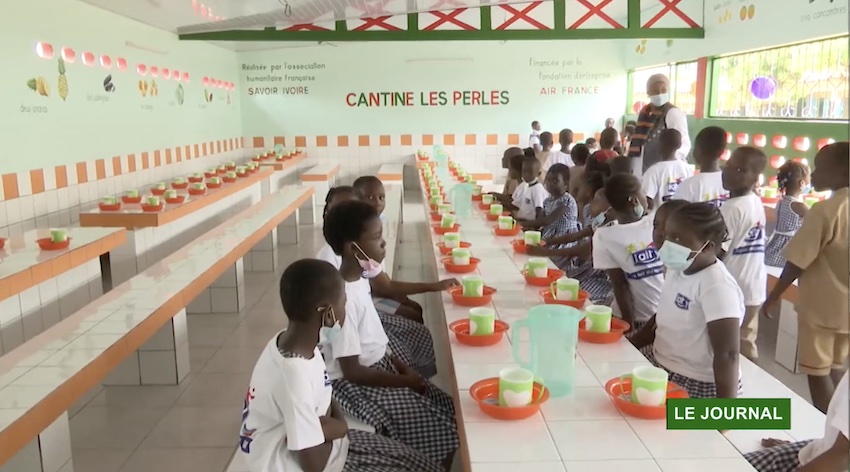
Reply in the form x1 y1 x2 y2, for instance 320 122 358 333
30 169 45 194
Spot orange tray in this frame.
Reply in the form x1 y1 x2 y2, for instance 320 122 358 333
540 289 589 309
478 202 493 211
121 195 142 204
430 212 444 222
37 237 71 251
165 196 186 204
449 319 509 347
226 165 237 171
0 237 6 250
150 188 167 196
511 239 546 254
206 182 222 189
486 212 510 221
222 177 237 183
448 286 496 307
578 318 631 343
171 182 189 189
98 203 122 212
188 188 207 196
217 169 228 175
141 203 164 212
433 223 460 235
469 377 549 421
187 177 204 183
436 241 471 255
523 268 565 287
604 377 688 420
204 171 217 178
761 196 779 204
237 173 250 179
472 194 482 201
442 257 480 274
493 225 521 237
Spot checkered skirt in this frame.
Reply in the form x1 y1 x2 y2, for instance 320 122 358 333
743 440 810 472
378 310 437 379
343 429 443 472
640 346 744 398
331 356 459 461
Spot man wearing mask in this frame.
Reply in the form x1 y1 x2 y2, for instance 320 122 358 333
627 74 691 176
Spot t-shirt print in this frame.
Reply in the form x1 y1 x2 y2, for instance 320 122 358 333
732 223 765 256
626 242 664 280
703 192 729 208
664 177 684 202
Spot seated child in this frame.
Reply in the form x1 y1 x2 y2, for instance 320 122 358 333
352 176 458 324
592 174 664 331
320 201 458 466
518 164 579 237
323 186 358 219
493 157 547 221
239 259 442 472
501 147 525 196
719 147 768 362
568 143 590 198
630 202 744 399
609 155 633 176
673 126 729 207
764 160 809 267
641 129 692 209
744 371 848 472
585 137 599 153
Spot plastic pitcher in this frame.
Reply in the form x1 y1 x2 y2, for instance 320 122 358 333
449 183 474 218
511 304 583 397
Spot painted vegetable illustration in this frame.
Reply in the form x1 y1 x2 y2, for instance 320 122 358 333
150 79 159 97
138 79 148 97
175 84 184 105
58 58 68 101
26 77 50 97
204 89 213 103
103 75 115 93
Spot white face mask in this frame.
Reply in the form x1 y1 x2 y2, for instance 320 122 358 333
318 306 342 345
649 93 669 107
353 243 383 279
658 240 708 272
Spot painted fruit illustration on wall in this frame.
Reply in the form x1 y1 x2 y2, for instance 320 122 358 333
139 79 148 97
204 89 213 103
103 75 115 93
138 79 159 97
58 58 68 101
175 84 184 105
27 76 50 97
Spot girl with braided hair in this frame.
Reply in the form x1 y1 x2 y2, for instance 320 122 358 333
765 161 810 267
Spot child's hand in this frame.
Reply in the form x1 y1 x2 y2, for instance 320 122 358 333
760 299 777 320
433 278 460 291
526 245 550 257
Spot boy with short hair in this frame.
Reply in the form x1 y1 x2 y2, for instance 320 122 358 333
762 142 849 413
585 137 599 152
673 126 730 207
501 157 548 221
529 120 542 152
568 143 590 198
501 147 525 196
543 129 576 174
719 146 768 362
536 131 554 170
641 128 692 209
591 128 620 163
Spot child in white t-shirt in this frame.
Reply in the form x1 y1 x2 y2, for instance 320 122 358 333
592 174 664 331
320 200 458 467
631 202 744 399
720 146 768 361
641 129 692 209
745 371 848 472
673 126 729 207
239 259 441 472
511 157 549 221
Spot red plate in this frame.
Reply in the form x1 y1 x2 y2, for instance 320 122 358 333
36 237 71 251
449 319 509 347
226 165 236 171
604 377 688 420
436 241 471 255
523 269 565 287
486 211 509 221
441 257 480 274
433 223 460 235
578 318 631 344
511 239 546 254
494 225 521 237
479 202 492 211
150 187 166 196
469 377 549 421
539 289 589 309
204 171 217 178
141 203 164 212
165 196 186 204
237 172 249 179
472 194 482 201
98 202 122 212
430 212 443 222
761 196 779 204
172 182 189 189
121 195 142 204
0 238 6 250
187 176 204 183
188 188 206 196
206 182 222 189
217 168 227 175
222 177 237 183
448 286 496 307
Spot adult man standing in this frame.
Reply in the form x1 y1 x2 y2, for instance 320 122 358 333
529 121 542 152
628 74 692 176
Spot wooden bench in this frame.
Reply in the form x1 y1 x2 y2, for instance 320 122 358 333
0 185 313 471
0 227 125 355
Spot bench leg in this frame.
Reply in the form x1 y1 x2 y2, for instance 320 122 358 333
104 309 191 386
298 194 316 226
185 259 248 314
247 229 279 272
0 412 73 472
278 210 300 245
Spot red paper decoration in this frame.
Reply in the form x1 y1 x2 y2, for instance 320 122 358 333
116 58 128 71
769 155 785 169
772 135 787 149
202 77 210 86
150 66 159 77
137 64 148 75
792 137 810 152
721 149 731 161
753 134 766 148
35 42 54 59
100 55 112 69
61 47 76 63
816 138 835 150
735 133 749 145
725 132 732 144
172 69 181 80
82 51 95 66
182 72 190 82
162 68 170 79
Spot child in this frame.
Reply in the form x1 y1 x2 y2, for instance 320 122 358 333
630 203 744 399
321 201 458 466
239 259 442 472
501 150 525 197
353 176 458 323
592 174 664 330
323 186 358 219
744 371 848 472
536 131 554 170
641 129 692 209
543 129 575 174
590 128 620 163
719 146 768 362
585 137 599 153
518 164 579 239
609 155 633 176
494 157 548 221
673 126 730 207
622 120 637 149
761 142 849 413
568 143 590 198
765 160 809 267
651 199 689 251
529 120 542 152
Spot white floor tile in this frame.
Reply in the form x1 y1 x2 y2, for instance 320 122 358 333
547 420 651 461
564 460 662 472
464 420 560 463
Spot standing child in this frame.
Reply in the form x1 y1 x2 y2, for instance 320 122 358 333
630 203 744 399
641 129 692 209
651 199 690 251
239 259 442 472
590 128 620 163
592 174 664 330
673 126 730 207
500 150 525 197
585 137 599 153
543 129 575 174
764 161 809 267
536 131 554 170
720 146 768 362
320 201 458 467
568 143 590 198
761 142 849 413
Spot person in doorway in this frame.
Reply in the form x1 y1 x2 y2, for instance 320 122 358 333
761 142 849 414
641 128 692 209
529 120 542 152
673 126 729 207
628 74 692 175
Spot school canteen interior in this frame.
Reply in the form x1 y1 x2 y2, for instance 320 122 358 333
0 0 848 470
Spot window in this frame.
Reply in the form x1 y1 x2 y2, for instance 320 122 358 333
710 36 849 120
628 62 698 115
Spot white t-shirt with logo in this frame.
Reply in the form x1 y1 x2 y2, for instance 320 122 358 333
320 278 388 380
317 243 342 269
591 217 664 323
543 151 575 173
653 262 745 383
240 340 348 472
672 171 729 207
512 181 549 221
720 194 767 305
641 160 693 205
798 371 849 465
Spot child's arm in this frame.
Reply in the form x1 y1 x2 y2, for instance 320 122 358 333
606 269 636 327
527 240 591 258
789 200 809 218
545 227 593 245
628 315 656 348
283 379 338 472
796 434 850 472
519 204 566 229
706 318 740 399
338 356 423 390
370 273 458 298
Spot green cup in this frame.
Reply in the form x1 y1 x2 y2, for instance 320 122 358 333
451 247 471 265
146 196 161 206
164 189 177 199
481 194 494 205
466 176 475 183
50 228 67 243
237 167 247 175
627 366 669 406
430 195 443 206
193 183 205 190
126 190 139 198
218 165 226 171
584 305 613 333
461 275 484 297
226 171 237 179
523 231 542 246
804 196 819 208
497 216 515 230
762 187 777 198
524 257 549 278
441 214 456 229
468 307 495 336
551 277 580 301
489 203 504 216
437 204 452 215
209 177 221 185
443 232 461 249
155 182 166 190
430 186 441 197
472 186 482 196
102 196 118 205
498 367 542 407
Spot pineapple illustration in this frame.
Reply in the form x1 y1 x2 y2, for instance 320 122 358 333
57 58 68 101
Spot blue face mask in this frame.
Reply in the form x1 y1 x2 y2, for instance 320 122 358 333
590 208 611 230
318 306 342 345
658 240 708 272
633 202 645 219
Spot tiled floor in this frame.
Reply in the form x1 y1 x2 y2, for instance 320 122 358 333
65 190 813 472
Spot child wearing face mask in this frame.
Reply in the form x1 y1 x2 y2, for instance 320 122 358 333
592 174 664 331
631 203 744 399
318 201 458 469
239 259 443 472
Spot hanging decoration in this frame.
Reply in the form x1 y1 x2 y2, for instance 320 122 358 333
749 76 776 100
